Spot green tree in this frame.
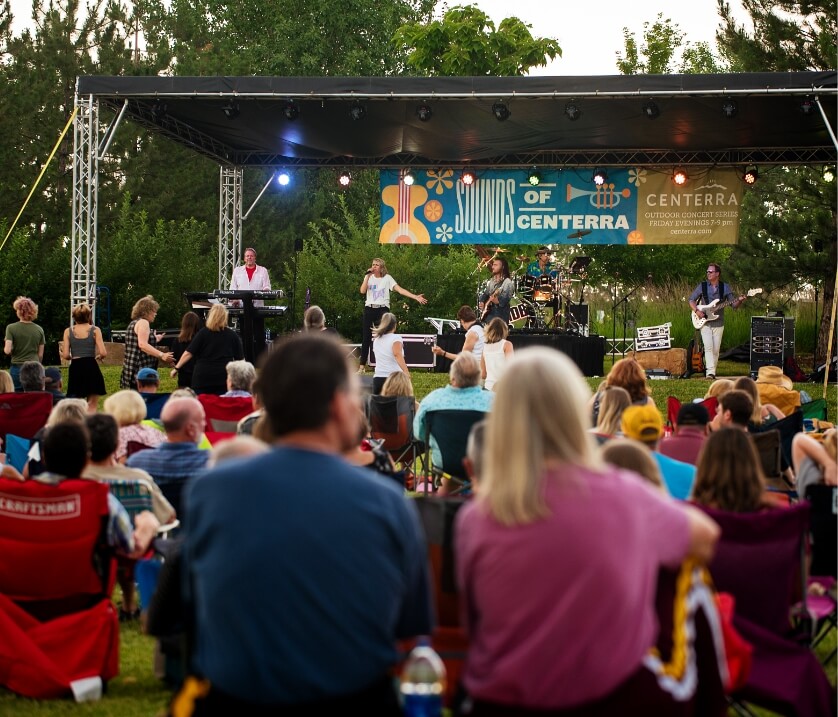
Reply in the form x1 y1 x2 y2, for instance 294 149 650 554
393 4 560 76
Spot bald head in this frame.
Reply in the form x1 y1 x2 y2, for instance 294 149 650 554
161 397 205 443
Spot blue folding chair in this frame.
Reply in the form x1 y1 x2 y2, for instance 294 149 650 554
4 434 31 473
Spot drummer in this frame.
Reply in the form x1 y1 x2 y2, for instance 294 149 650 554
526 246 559 279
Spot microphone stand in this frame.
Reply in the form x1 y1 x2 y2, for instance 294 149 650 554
611 281 644 359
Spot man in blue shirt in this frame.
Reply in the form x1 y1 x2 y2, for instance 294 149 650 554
179 334 432 712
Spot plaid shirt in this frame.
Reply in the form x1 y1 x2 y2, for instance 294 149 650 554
119 319 159 390
126 441 210 486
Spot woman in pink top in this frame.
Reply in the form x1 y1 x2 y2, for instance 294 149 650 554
455 347 721 714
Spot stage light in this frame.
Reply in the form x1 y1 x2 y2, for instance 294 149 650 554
799 96 816 115
222 99 240 120
492 101 510 121
823 165 835 183
564 101 581 121
338 171 352 187
743 165 758 185
527 168 541 186
721 97 738 119
349 101 366 121
150 100 167 122
276 171 291 187
402 169 415 186
416 103 433 122
460 169 476 186
592 168 607 186
642 99 660 119
672 168 688 186
283 101 299 120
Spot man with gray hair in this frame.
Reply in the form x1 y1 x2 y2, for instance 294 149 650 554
414 352 494 469
222 359 256 397
19 360 46 392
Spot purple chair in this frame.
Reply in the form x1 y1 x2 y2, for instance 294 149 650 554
697 503 836 717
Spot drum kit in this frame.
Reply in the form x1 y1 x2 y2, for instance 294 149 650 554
474 247 587 333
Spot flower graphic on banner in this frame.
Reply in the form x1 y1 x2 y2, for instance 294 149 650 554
436 223 453 242
426 169 454 195
628 168 648 186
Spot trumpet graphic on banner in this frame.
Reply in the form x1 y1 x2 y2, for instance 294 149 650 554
566 183 632 209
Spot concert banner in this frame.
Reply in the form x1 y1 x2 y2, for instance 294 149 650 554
378 168 743 245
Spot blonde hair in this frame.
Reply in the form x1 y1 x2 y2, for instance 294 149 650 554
595 385 632 436
372 312 397 338
733 376 764 424
371 257 388 276
103 389 147 426
480 347 598 525
205 303 229 331
381 371 414 397
303 305 325 331
131 295 159 320
0 370 13 393
704 378 735 400
46 398 89 427
13 296 38 321
485 317 508 344
601 438 665 492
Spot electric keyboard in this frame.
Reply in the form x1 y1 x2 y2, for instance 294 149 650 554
185 289 285 301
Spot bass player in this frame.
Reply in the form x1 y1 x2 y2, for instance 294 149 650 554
478 257 515 325
688 263 747 381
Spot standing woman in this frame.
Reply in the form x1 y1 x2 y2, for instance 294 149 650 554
170 311 201 388
372 312 409 395
61 303 107 412
480 317 514 391
173 303 244 395
120 295 174 390
4 296 45 391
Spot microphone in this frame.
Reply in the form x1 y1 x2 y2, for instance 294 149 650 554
365 270 373 275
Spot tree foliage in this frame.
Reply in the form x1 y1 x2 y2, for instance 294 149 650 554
393 4 560 76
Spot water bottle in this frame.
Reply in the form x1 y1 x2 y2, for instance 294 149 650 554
400 636 446 717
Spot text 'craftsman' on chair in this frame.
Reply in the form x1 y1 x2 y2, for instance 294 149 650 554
0 477 119 700
423 409 486 494
367 394 424 475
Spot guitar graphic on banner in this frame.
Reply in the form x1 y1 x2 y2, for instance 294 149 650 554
380 174 430 244
691 288 762 329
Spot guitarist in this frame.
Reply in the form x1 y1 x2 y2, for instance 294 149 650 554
478 257 515 326
688 263 747 381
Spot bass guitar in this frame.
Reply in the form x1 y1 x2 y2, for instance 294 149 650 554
691 288 762 329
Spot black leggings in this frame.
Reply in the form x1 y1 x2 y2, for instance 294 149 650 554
360 305 387 366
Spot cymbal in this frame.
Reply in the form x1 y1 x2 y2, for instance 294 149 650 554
568 229 593 240
515 255 529 262
492 246 509 253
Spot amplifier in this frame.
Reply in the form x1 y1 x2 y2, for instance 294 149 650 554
369 334 437 369
750 316 795 373
566 303 589 336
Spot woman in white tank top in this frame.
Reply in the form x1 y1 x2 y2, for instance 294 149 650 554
481 317 514 391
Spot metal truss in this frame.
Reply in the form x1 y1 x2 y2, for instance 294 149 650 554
218 167 243 290
71 95 99 320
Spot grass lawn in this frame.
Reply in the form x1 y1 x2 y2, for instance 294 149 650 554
1 359 833 715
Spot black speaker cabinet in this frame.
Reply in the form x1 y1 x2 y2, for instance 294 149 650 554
750 317 794 374
566 303 589 336
369 333 436 369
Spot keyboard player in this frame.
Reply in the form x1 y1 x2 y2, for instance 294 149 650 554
230 247 271 306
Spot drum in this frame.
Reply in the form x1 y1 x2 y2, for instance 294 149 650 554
517 274 536 298
533 275 554 303
508 296 535 329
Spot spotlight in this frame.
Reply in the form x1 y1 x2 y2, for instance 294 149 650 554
527 168 541 186
642 99 660 119
276 171 291 187
402 169 415 186
150 99 167 122
492 101 510 121
721 97 738 119
349 101 366 121
564 101 581 121
823 165 835 183
283 101 299 120
338 171 352 188
799 96 816 115
592 168 608 186
416 103 433 122
460 169 476 186
743 165 758 185
222 99 240 120
672 168 688 186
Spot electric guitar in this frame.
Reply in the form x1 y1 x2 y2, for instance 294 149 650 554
481 287 501 321
691 288 762 329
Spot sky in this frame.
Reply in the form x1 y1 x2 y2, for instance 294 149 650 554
5 0 750 75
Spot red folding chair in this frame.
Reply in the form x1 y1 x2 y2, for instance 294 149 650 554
197 394 254 444
0 391 52 445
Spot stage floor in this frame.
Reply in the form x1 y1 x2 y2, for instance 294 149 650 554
435 331 605 377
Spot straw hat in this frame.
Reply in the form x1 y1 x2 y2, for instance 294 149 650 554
755 365 793 390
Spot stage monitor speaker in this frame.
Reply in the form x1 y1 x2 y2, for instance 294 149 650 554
750 316 794 374
566 303 589 336
369 333 436 369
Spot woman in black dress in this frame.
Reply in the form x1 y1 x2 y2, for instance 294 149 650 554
172 304 243 395
170 311 201 389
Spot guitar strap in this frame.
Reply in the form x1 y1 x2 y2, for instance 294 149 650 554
701 281 708 305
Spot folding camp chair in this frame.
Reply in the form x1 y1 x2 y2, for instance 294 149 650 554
802 484 837 665
666 395 718 431
800 398 828 422
197 394 253 443
422 409 487 494
107 478 180 536
142 392 171 420
0 391 52 445
367 395 424 476
749 430 788 492
750 410 804 475
4 434 31 472
697 503 835 717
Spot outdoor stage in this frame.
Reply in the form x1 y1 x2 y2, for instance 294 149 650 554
434 331 605 377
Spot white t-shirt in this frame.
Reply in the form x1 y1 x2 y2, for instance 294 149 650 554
466 324 486 363
373 333 403 378
366 274 397 307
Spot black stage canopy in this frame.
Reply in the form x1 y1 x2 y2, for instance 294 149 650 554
77 72 836 169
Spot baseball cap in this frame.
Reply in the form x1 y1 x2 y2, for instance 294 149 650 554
44 366 62 387
136 367 159 382
621 404 663 444
676 403 710 427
